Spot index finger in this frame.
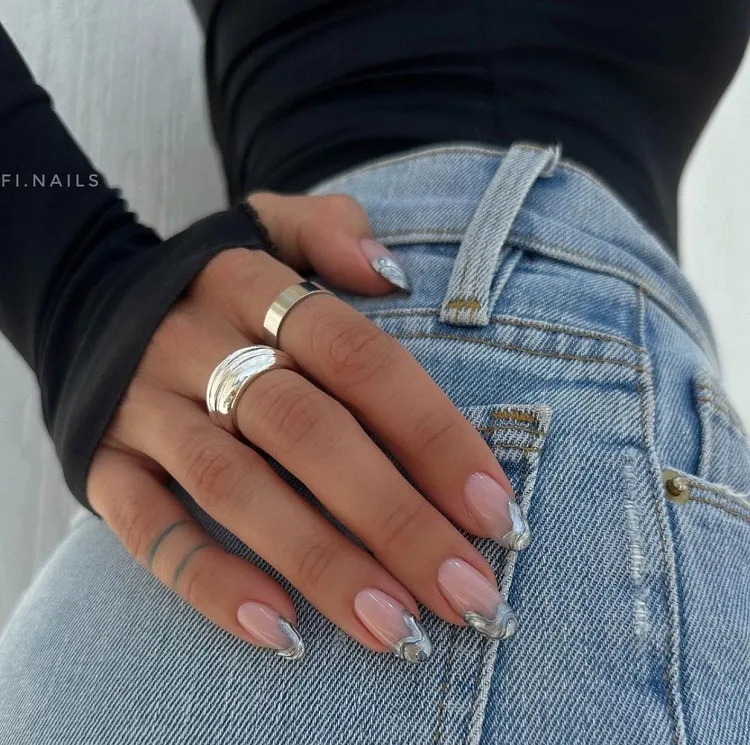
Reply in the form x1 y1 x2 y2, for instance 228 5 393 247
200 249 527 550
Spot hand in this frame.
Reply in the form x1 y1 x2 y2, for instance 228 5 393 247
88 192 528 662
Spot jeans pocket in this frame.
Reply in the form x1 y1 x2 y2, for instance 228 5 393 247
433 402 551 742
692 369 750 492
460 403 551 598
660 374 750 741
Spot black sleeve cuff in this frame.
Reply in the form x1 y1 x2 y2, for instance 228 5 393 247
44 207 271 512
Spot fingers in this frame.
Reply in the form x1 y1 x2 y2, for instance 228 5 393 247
232 368 501 625
247 192 411 295
131 301 516 642
197 250 527 552
117 390 436 658
87 447 304 659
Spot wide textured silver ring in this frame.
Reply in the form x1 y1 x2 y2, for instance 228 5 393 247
263 280 333 348
206 345 298 436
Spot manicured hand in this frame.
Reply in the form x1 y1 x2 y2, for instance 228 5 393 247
88 192 529 662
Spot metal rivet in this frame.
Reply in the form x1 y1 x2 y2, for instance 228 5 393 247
662 469 691 504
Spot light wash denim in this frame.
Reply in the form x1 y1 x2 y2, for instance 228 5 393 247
1 142 749 745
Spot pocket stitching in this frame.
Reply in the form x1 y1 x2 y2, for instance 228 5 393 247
460 403 551 745
663 465 750 522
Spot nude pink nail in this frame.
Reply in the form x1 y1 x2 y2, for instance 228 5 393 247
353 588 431 663
438 558 518 639
237 602 304 660
464 472 531 550
359 239 412 292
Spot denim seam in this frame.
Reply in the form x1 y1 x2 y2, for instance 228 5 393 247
663 467 750 506
694 374 747 436
433 625 459 744
696 393 713 481
476 424 546 436
689 496 750 525
481 442 542 454
392 332 644 371
369 307 642 352
695 395 746 435
634 289 687 745
372 228 715 363
509 234 717 368
468 406 551 745
691 481 750 504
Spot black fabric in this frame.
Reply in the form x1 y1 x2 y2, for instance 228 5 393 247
0 23 272 510
193 0 750 252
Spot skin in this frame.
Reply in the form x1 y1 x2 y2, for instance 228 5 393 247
88 192 516 656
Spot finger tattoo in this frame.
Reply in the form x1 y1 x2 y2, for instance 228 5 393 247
147 519 191 569
171 542 212 589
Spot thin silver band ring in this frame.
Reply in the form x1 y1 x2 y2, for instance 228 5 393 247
206 345 298 436
263 280 333 348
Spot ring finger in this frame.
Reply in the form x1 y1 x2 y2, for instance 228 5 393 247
144 303 514 636
118 389 433 659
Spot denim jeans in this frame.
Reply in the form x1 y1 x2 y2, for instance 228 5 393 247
1 143 749 745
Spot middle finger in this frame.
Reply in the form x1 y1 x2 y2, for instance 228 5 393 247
199 249 527 551
153 306 512 631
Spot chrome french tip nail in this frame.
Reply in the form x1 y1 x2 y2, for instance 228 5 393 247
464 604 518 640
394 610 433 663
370 256 412 293
360 238 412 293
237 602 305 661
501 501 532 552
437 558 519 641
354 588 431 664
463 473 531 551
276 618 306 661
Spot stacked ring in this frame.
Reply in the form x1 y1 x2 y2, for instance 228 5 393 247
263 281 333 348
206 345 298 436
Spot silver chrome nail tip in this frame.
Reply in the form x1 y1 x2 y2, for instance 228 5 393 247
371 256 412 293
464 604 518 640
275 618 305 661
501 502 531 551
394 611 432 663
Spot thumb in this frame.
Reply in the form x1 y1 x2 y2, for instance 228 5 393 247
247 191 411 296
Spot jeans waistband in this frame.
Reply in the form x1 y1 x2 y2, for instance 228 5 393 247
307 142 717 366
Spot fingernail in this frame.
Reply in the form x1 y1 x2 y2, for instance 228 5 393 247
237 602 305 660
360 239 412 293
438 558 518 640
464 472 531 551
354 588 431 663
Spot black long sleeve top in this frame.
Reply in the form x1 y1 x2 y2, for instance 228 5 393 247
1 1 750 508
194 0 750 252
0 22 272 509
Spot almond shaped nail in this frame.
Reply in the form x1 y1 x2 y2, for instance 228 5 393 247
360 239 412 293
237 602 305 660
438 558 518 640
354 588 431 663
464 472 531 551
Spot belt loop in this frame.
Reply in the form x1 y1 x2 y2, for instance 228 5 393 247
439 142 561 326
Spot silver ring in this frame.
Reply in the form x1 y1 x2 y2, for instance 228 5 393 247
206 345 297 436
263 281 333 348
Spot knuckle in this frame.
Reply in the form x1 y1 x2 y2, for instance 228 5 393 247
410 409 465 459
181 431 239 509
322 192 364 217
295 538 339 593
376 498 429 553
251 375 331 453
314 314 395 387
194 247 251 295
112 496 153 563
178 551 215 608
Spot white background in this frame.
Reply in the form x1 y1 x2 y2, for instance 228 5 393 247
1 0 748 630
